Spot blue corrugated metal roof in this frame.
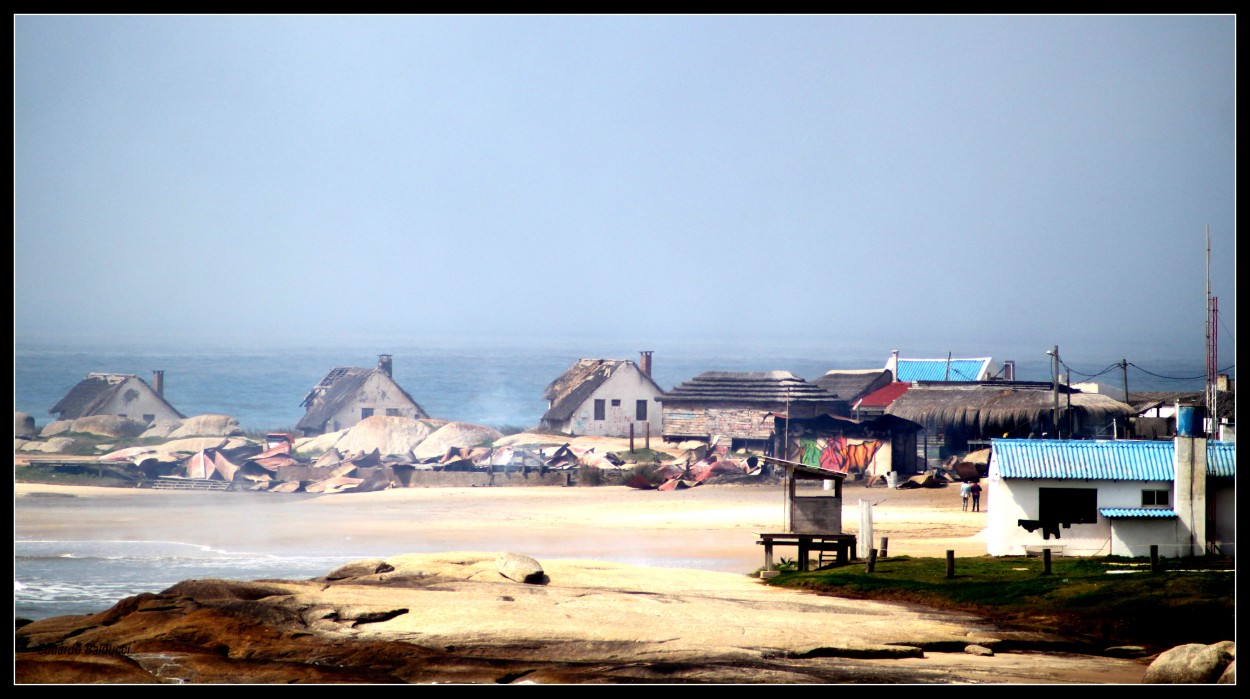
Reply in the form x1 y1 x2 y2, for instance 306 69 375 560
1100 508 1178 519
895 358 990 382
1208 441 1236 477
992 438 1235 480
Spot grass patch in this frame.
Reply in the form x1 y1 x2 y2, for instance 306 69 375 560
767 555 1234 649
611 448 674 463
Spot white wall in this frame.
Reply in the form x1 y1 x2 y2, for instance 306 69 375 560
985 470 1187 557
325 373 422 433
568 367 663 438
96 377 181 424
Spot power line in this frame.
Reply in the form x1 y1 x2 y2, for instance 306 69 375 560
1127 362 1236 381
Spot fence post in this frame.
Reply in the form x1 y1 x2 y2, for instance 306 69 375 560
1042 548 1052 576
865 549 877 573
946 550 955 578
1151 545 1160 573
880 537 889 559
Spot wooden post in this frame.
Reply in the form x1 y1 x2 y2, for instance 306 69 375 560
880 537 889 559
1151 545 1160 573
946 550 955 578
645 422 650 450
630 423 635 453
865 549 877 573
1042 548 1052 575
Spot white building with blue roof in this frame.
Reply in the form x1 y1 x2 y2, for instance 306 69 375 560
985 436 1235 559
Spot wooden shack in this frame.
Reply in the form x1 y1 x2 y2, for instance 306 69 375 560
757 456 856 572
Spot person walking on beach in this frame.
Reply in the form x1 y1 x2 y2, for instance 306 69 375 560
970 481 983 512
960 481 972 511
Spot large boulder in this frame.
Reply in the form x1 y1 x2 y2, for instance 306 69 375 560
294 430 349 457
411 422 504 461
156 436 256 457
168 415 244 439
15 412 38 440
39 420 73 438
496 553 545 584
1142 642 1235 683
334 417 447 458
138 419 185 440
21 436 79 453
70 415 148 439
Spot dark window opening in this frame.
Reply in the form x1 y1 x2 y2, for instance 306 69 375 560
611 399 621 407
594 399 605 421
143 414 155 423
1142 489 1170 506
1038 487 1098 524
636 399 648 421
361 408 374 419
386 408 401 417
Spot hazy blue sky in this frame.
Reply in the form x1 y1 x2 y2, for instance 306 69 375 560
14 15 1236 366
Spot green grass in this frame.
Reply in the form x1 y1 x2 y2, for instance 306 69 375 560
611 448 675 463
766 555 1235 649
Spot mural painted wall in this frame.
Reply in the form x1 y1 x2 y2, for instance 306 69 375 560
792 436 883 476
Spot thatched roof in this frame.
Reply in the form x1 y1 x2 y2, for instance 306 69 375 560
541 359 662 423
812 370 893 403
885 382 1134 432
297 367 427 433
664 371 841 406
50 373 184 420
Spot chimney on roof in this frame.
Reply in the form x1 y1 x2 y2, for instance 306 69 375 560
1003 360 1016 381
378 354 393 377
640 351 653 378
152 370 165 398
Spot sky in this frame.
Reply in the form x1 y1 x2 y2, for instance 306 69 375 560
13 15 1236 368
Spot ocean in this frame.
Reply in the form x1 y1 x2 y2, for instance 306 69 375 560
13 337 1218 621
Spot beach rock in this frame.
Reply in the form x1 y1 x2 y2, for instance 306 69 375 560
15 412 38 439
168 414 244 438
22 436 79 453
71 415 148 438
1142 642 1235 683
965 644 994 656
39 420 73 438
411 422 504 461
138 419 185 440
496 553 546 584
325 559 396 581
334 417 444 459
1218 659 1235 684
294 429 349 457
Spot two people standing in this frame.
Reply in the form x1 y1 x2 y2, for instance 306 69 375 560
960 480 983 512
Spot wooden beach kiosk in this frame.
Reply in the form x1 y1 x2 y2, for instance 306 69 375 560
757 456 857 572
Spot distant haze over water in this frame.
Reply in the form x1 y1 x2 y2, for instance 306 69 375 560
14 337 1225 432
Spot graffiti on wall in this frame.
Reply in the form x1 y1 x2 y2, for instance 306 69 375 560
797 436 883 475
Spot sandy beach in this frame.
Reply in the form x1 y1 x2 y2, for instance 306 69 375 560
15 479 990 573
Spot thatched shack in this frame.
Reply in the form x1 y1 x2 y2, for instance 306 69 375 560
885 381 1134 466
662 371 846 451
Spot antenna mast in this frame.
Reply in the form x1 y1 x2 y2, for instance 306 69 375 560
1205 226 1218 439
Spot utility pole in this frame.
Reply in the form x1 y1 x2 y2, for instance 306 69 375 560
1048 346 1060 438
1120 359 1129 405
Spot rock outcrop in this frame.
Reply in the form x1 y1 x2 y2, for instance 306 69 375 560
167 414 244 439
1142 641 1236 683
15 412 38 440
411 423 503 461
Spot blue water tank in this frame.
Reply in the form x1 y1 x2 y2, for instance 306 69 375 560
1176 404 1204 437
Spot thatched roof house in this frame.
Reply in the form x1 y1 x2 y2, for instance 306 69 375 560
297 355 428 437
540 354 664 437
885 381 1134 460
50 371 184 425
662 371 845 448
812 369 893 406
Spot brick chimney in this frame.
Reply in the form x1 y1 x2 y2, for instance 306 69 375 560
639 351 653 378
378 354 393 377
152 370 165 398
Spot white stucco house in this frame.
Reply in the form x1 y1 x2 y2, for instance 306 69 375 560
540 353 664 438
297 354 428 437
985 437 1236 559
50 371 184 425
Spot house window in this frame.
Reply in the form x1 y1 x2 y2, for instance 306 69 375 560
594 399 606 421
636 399 648 421
362 408 374 419
611 399 621 407
386 408 401 417
143 414 155 423
1142 489 1170 507
1038 487 1098 524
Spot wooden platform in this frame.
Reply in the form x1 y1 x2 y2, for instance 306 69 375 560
148 478 230 491
757 532 857 572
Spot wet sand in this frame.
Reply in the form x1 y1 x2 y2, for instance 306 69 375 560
14 480 989 572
